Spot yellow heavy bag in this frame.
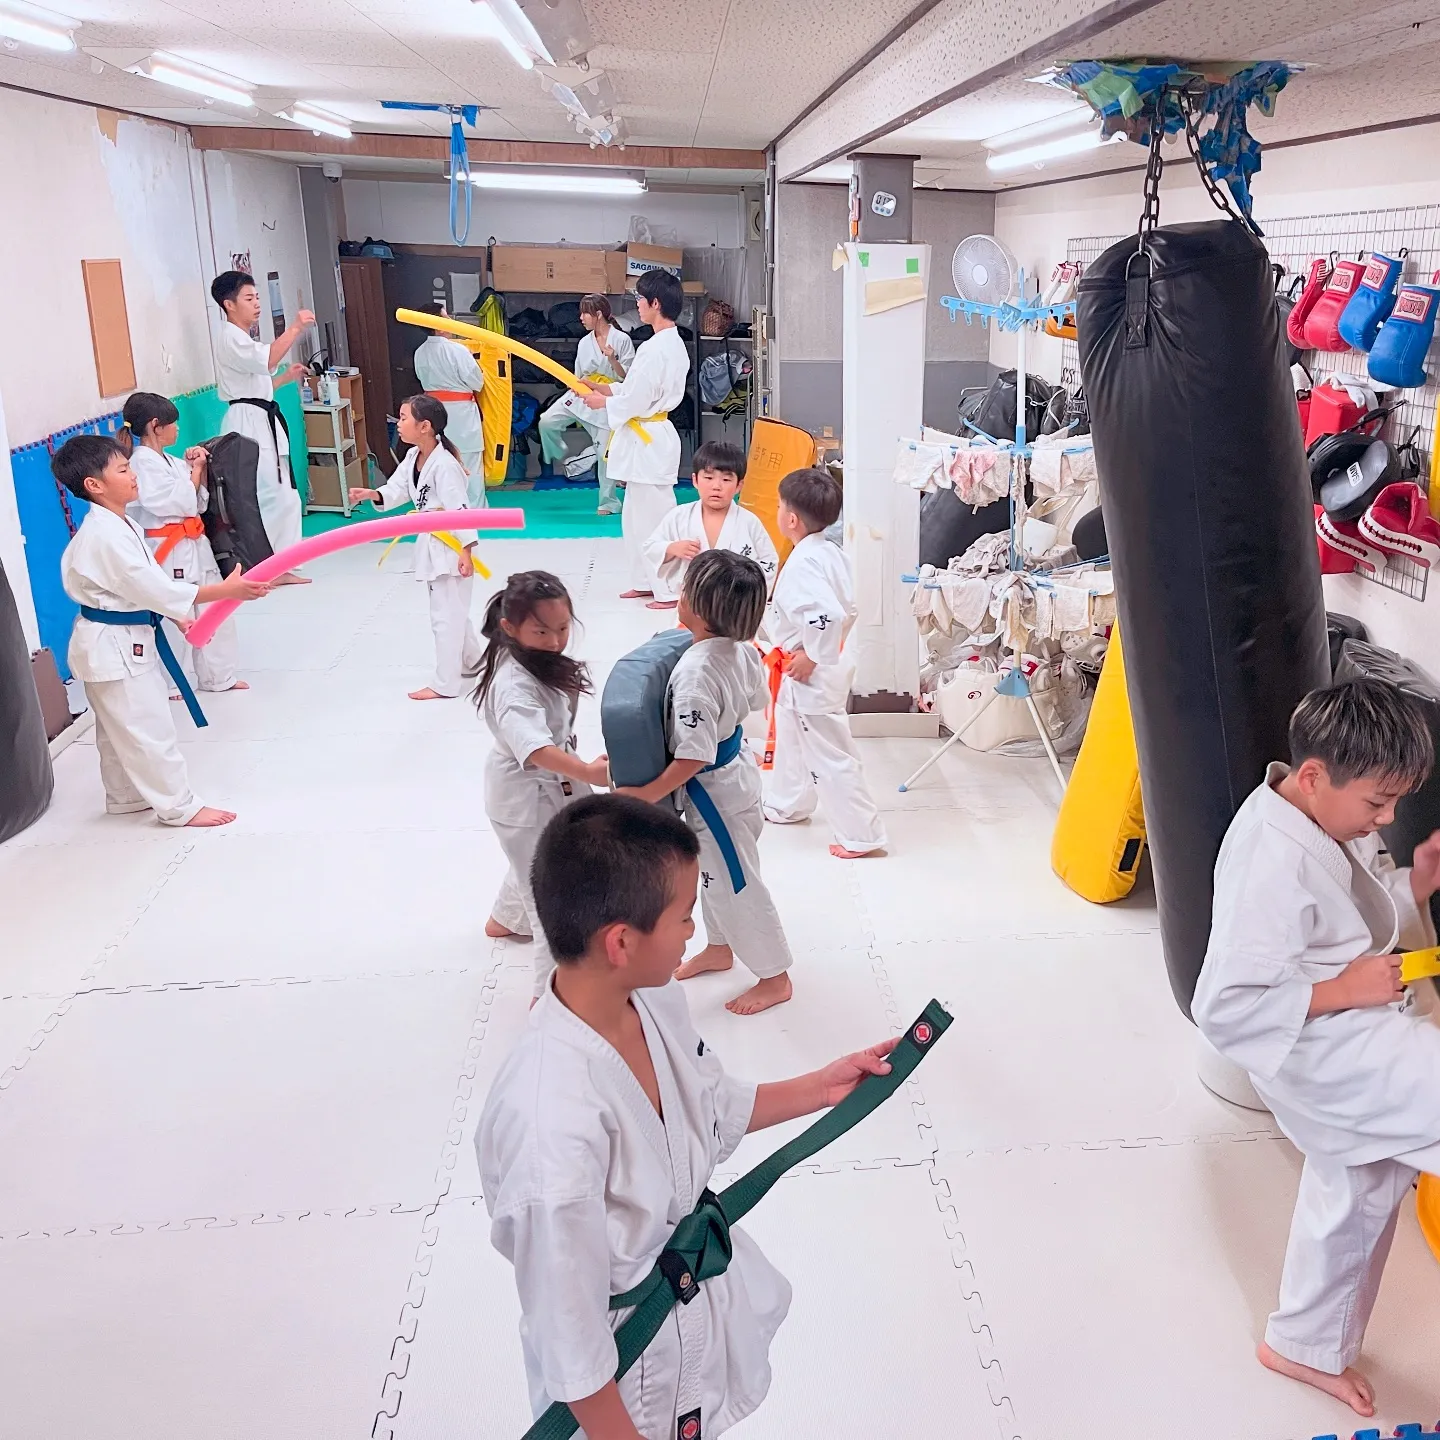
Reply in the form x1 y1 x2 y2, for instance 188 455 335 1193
477 347 512 487
1050 628 1146 903
743 418 818 566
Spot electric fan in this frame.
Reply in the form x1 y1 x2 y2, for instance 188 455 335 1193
952 235 1019 306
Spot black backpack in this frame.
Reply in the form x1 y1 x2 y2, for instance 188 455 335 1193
201 432 273 577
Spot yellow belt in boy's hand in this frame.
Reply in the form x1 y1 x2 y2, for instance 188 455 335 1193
377 528 491 578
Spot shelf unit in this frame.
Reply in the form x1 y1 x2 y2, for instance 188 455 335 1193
697 330 754 453
303 399 364 515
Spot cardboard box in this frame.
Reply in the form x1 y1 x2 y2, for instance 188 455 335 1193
306 444 365 510
303 404 355 450
604 250 628 294
626 243 683 279
491 246 611 293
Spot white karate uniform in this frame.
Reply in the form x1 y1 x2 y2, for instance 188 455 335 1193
61 507 204 826
671 639 793 979
414 334 487 505
481 650 593 993
607 327 689 597
643 500 779 600
371 444 481 698
215 322 303 557
477 978 790 1439
538 327 636 511
129 446 238 692
761 534 887 854
1193 763 1440 1374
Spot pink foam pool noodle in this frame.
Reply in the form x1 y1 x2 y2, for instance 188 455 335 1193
187 507 524 647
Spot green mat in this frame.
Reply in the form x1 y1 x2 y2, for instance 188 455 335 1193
303 484 699 542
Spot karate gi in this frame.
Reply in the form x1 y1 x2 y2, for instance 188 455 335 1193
607 327 689 597
477 978 790 1439
643 500 779 599
671 639 793 978
481 650 592 994
538 327 636 512
761 534 887 854
1193 763 1440 1374
371 444 480 698
61 507 205 826
129 445 238 692
414 334 487 506
215 322 302 556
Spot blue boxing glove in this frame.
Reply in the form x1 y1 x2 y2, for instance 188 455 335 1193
1368 282 1440 389
1338 251 1404 351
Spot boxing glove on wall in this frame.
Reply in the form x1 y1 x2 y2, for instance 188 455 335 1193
1287 256 1331 351
1368 283 1439 389
1338 252 1405 352
1304 260 1368 352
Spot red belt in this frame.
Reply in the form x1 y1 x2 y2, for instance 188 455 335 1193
145 516 205 565
428 389 478 403
759 646 791 771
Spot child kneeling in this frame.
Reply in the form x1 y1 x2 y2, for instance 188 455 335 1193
478 795 893 1440
1194 678 1440 1417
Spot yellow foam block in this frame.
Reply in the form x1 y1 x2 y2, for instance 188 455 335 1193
477 346 511 486
1401 945 1440 985
1050 628 1146 903
1418 1173 1440 1266
742 418 819 568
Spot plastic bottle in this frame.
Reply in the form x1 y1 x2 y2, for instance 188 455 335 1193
300 373 314 404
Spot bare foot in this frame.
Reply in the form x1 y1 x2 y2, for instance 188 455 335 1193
646 600 679 611
185 806 237 828
675 944 734 980
485 917 532 941
272 572 312 586
830 843 885 859
224 680 251 691
618 590 653 600
1256 1342 1375 1416
407 687 451 701
726 973 793 1016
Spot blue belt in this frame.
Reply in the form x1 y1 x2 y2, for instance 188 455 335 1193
684 725 745 892
79 606 208 729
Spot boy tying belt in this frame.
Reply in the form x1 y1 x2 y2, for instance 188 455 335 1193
477 795 893 1440
1193 678 1440 1416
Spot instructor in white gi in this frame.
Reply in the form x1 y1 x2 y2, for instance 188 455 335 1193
413 305 487 506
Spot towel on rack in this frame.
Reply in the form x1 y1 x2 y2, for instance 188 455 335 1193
1029 432 1068 496
893 440 947 491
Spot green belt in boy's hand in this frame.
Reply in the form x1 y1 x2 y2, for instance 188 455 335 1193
520 999 954 1440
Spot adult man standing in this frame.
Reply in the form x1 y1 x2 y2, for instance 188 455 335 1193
414 303 487 506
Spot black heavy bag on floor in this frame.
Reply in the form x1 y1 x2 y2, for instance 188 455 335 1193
0 558 53 843
201 432 273 578
1076 220 1329 1018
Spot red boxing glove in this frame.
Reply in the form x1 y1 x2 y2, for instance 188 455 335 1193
1287 257 1330 351
1304 259 1367 352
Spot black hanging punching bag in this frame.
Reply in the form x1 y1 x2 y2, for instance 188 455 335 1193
0 558 53 844
1076 220 1329 1018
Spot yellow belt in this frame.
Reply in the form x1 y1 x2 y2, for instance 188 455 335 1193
377 528 491 578
606 411 671 458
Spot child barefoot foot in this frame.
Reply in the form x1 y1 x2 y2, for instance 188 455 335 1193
408 687 451 701
618 589 653 600
726 973 792 1016
485 917 532 941
272 572 312 586
224 680 251 691
830 843 884 859
185 806 237 828
675 944 734 980
1256 1343 1375 1416
646 600 679 611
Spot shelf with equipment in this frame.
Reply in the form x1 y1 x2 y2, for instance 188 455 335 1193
302 399 365 515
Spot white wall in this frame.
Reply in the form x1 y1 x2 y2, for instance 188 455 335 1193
992 119 1440 675
341 179 744 248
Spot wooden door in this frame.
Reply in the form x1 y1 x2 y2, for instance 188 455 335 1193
340 257 395 474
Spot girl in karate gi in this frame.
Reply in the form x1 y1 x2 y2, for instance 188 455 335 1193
349 395 481 702
472 570 610 994
641 440 778 612
615 550 795 1015
761 468 887 858
581 269 689 604
123 392 245 696
478 794 895 1440
54 435 270 828
538 294 636 515
1193 678 1440 1417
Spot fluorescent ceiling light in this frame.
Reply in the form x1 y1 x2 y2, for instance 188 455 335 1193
474 0 536 68
485 0 552 64
985 128 1125 173
470 170 645 195
283 103 352 139
137 54 255 108
0 2 76 51
983 105 1096 152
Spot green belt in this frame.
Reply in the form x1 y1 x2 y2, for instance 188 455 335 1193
521 999 952 1440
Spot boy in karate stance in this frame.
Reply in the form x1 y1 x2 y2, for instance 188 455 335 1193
762 468 887 858
642 440 778 610
477 795 894 1440
55 435 270 827
1193 678 1440 1416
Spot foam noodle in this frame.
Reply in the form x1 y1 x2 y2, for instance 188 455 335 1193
396 308 596 395
187 507 524 647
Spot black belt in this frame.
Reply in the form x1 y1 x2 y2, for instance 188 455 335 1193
229 396 298 490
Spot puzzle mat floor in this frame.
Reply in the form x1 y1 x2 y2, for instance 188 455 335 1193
4 536 1438 1439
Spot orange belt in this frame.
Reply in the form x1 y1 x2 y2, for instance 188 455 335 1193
145 516 205 565
428 389 479 403
760 646 791 771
